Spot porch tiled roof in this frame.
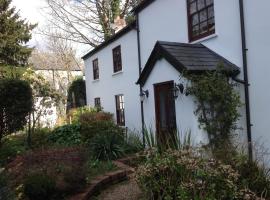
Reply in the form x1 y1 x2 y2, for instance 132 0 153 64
137 41 240 85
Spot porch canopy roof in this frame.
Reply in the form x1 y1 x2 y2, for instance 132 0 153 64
137 41 240 86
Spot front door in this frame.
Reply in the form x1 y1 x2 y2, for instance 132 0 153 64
154 81 177 146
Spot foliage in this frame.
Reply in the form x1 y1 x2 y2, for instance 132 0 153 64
68 106 100 124
0 135 27 167
30 128 53 148
124 131 144 154
8 147 87 198
23 68 62 126
136 149 260 200
56 164 87 195
86 159 117 183
0 0 36 67
232 154 270 198
90 132 126 160
143 127 192 151
0 78 33 144
48 124 82 146
185 67 242 149
24 173 56 200
0 171 15 200
67 77 86 111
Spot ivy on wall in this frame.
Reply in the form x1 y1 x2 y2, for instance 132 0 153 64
184 67 242 150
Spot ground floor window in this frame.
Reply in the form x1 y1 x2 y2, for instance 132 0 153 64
115 94 125 126
94 97 101 108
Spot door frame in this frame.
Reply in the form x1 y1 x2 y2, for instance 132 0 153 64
153 80 177 144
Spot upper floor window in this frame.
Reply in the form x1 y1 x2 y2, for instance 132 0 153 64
187 0 215 42
115 94 125 126
93 58 99 80
112 46 122 73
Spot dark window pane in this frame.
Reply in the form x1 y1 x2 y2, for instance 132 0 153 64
112 46 122 73
200 9 207 22
115 95 125 126
208 17 215 31
192 25 200 36
190 1 197 14
200 21 208 34
197 0 205 10
187 0 215 41
192 14 199 25
206 0 213 6
208 5 214 18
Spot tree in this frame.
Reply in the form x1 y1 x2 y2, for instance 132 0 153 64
0 0 36 67
42 0 142 46
67 77 86 112
0 79 33 144
22 68 62 146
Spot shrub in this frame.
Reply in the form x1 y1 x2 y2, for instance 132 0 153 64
90 132 126 160
24 173 56 200
0 78 33 144
48 124 82 146
0 171 15 200
233 155 270 198
66 77 86 112
68 106 98 124
0 135 26 167
124 131 144 154
79 111 123 143
136 150 260 200
55 164 87 194
31 128 52 148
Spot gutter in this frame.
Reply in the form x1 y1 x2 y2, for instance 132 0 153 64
238 0 253 161
136 14 146 147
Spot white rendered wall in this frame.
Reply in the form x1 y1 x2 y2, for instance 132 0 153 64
84 30 141 131
138 0 247 143
244 0 270 161
142 58 208 145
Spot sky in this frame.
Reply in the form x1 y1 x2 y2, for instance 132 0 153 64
12 0 48 49
12 0 91 57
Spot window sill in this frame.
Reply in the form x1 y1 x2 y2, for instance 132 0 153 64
190 33 218 44
112 71 123 76
92 79 100 83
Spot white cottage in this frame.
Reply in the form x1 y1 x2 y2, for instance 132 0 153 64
83 0 270 161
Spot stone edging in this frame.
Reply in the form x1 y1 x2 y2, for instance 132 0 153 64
68 159 135 200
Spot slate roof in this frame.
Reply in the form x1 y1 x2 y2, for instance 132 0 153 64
137 41 240 85
131 0 156 13
82 21 136 60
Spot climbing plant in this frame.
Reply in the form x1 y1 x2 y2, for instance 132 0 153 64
185 67 242 150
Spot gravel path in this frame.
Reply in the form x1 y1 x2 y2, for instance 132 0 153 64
94 176 143 200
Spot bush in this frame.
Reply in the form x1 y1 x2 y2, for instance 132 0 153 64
48 124 82 146
233 155 270 198
0 172 15 200
68 106 98 124
90 132 126 160
55 164 87 195
31 128 52 148
24 173 56 200
0 135 26 167
0 78 33 144
136 150 260 200
124 131 144 154
66 77 86 112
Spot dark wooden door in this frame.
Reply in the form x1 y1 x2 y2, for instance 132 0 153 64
154 81 177 146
